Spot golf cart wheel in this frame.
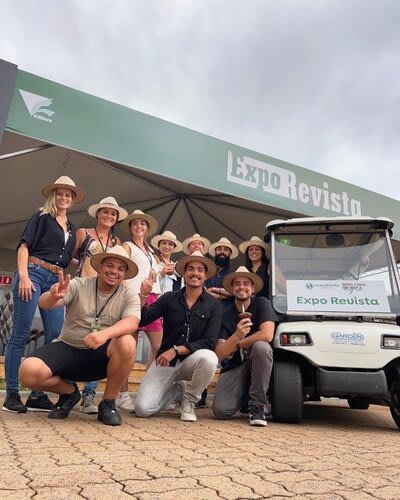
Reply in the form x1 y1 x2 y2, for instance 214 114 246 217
272 361 303 423
347 398 370 410
390 407 400 430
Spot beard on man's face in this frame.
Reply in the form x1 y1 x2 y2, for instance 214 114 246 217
214 254 230 268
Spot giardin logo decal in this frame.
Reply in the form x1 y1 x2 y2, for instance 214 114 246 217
19 89 55 123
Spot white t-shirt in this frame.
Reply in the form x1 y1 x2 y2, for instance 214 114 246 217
123 241 161 294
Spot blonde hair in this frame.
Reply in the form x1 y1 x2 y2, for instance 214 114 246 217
40 189 75 218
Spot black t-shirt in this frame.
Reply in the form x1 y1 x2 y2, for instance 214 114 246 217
18 211 76 268
255 263 270 299
219 296 277 372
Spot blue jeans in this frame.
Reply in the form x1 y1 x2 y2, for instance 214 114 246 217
5 264 65 395
82 380 98 397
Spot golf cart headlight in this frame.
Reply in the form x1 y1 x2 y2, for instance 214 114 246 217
382 336 400 349
280 333 311 346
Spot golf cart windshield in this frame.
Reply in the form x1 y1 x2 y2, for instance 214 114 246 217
269 219 400 318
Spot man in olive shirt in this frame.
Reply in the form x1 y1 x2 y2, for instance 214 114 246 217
19 246 140 426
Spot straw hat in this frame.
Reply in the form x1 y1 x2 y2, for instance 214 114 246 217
87 196 128 222
41 176 85 203
209 237 239 259
182 233 211 255
120 209 158 236
222 266 264 294
90 245 138 279
239 236 269 254
151 230 183 253
175 251 217 280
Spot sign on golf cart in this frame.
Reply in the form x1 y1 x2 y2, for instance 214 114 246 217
287 279 390 313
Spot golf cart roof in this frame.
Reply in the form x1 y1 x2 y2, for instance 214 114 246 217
266 216 394 234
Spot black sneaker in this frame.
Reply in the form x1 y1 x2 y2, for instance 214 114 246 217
195 389 208 409
240 405 249 415
26 393 54 412
97 399 122 426
2 393 27 413
249 406 267 427
48 384 81 420
241 405 271 417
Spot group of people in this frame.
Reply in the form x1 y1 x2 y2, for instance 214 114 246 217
2 175 277 427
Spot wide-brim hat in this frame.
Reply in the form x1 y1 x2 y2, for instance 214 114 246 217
239 236 269 254
222 266 264 294
209 237 239 259
175 251 217 280
182 234 211 255
90 245 138 279
41 176 85 203
88 196 128 222
151 231 183 253
120 209 158 236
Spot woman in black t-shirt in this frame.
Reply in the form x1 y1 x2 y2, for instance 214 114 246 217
239 236 270 300
3 176 84 414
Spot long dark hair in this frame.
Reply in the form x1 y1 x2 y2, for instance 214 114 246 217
245 246 269 270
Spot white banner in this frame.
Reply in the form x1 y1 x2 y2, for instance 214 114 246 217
286 280 390 313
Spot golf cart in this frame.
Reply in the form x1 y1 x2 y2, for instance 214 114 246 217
265 216 400 428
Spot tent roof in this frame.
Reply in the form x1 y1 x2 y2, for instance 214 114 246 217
2 61 400 260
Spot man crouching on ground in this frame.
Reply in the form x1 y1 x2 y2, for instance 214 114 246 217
19 246 140 426
135 251 222 422
212 267 277 426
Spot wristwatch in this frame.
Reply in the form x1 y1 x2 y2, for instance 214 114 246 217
173 345 179 356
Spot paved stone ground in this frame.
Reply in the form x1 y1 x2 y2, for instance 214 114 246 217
0 399 400 499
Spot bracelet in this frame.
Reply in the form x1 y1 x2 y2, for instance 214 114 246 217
140 293 150 298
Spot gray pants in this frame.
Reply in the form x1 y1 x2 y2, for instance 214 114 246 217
213 341 273 419
135 349 218 417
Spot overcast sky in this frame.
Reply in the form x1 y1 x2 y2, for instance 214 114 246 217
2 0 400 200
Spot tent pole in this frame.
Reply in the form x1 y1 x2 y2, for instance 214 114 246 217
0 143 54 160
188 198 246 240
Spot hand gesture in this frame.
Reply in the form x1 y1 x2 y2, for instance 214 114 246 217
156 348 176 366
18 275 36 302
49 271 70 300
235 318 252 340
83 331 107 349
206 287 222 299
140 278 153 297
163 262 175 276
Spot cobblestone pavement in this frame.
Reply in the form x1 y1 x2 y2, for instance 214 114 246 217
0 399 400 499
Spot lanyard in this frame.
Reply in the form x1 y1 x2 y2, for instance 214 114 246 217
95 228 111 253
94 278 120 322
132 241 153 268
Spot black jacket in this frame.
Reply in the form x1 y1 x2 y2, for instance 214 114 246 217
140 287 222 364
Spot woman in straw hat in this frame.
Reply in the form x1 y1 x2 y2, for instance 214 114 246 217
74 196 128 278
239 236 271 300
72 196 128 414
122 210 162 371
3 176 84 414
151 230 183 295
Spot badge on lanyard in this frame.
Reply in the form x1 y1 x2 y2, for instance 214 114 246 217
90 319 101 332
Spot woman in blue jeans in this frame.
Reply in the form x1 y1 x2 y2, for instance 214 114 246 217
2 176 85 413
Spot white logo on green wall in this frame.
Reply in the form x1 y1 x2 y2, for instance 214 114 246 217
19 90 55 123
226 151 362 216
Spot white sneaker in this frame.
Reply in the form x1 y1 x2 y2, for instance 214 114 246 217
162 381 186 411
80 394 98 414
180 394 197 422
115 392 135 412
